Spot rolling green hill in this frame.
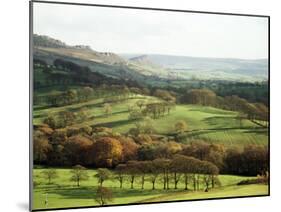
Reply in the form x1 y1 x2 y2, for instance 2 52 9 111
33 94 268 147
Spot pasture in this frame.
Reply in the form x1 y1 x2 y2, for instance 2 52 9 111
33 168 268 210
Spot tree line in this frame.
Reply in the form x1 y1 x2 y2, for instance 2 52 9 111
34 123 268 177
180 89 268 125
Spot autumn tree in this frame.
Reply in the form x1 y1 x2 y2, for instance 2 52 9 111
51 129 67 145
69 165 89 187
63 135 93 166
175 120 187 133
155 142 182 158
184 89 216 106
37 124 54 138
33 130 52 164
118 137 139 162
224 147 242 174
43 116 57 129
58 111 76 127
241 145 268 176
137 145 157 161
91 137 123 168
182 141 210 161
153 89 176 102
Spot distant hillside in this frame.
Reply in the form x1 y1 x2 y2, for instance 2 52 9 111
121 54 268 81
33 35 268 82
34 34 126 66
33 34 150 83
125 54 168 77
34 34 69 48
129 55 161 68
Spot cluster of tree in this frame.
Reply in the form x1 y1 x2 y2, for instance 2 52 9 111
142 102 175 119
153 89 176 102
42 87 94 107
34 123 268 177
33 58 123 89
182 141 268 176
181 89 217 106
215 81 268 106
43 108 90 128
34 124 137 167
180 89 268 126
128 101 176 124
224 145 268 176
181 141 225 170
155 79 268 106
35 84 152 109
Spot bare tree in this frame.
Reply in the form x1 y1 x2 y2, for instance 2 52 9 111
69 165 89 187
95 186 113 206
94 168 111 187
41 169 58 184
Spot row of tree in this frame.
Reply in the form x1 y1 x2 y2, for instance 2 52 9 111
40 154 219 192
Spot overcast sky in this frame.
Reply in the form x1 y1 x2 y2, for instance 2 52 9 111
33 2 268 59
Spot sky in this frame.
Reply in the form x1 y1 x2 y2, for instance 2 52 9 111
33 2 269 59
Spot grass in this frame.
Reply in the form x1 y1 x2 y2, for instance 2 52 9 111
33 168 268 210
33 95 268 147
140 184 268 202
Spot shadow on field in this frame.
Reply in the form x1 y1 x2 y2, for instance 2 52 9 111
189 108 234 115
93 118 135 129
203 116 235 127
242 128 268 135
34 105 51 110
49 186 171 200
93 110 129 119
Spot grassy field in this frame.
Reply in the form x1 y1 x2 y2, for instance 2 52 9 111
33 95 268 147
33 168 268 210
